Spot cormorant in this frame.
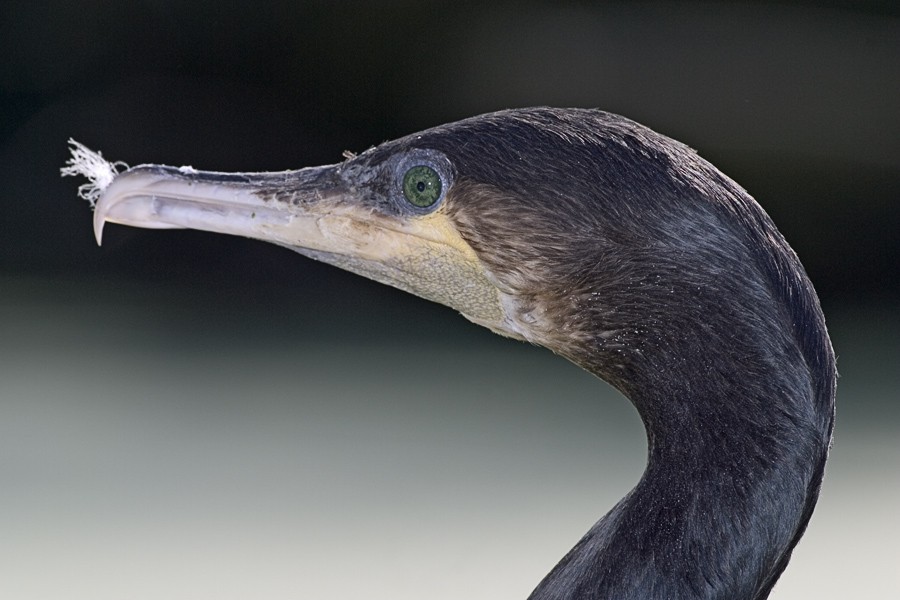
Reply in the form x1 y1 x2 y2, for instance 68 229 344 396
63 107 836 600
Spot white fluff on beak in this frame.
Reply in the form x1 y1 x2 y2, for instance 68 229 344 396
60 139 129 208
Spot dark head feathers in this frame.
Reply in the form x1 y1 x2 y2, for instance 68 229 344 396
413 108 834 599
360 108 835 598
393 108 831 414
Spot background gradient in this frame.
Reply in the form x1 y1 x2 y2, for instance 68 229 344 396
2 2 898 598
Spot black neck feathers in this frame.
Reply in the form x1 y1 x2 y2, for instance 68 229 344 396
415 108 835 599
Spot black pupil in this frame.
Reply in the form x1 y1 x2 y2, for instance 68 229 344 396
416 181 426 192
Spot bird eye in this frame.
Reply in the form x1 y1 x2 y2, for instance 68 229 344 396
402 165 442 208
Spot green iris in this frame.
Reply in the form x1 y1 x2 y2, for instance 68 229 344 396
402 165 442 208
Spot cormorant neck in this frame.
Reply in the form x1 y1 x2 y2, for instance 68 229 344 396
528 311 831 600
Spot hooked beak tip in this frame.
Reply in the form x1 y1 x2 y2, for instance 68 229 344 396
94 217 105 246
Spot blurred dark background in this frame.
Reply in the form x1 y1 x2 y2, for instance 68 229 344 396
1 2 897 599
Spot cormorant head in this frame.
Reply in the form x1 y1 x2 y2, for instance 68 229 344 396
89 107 825 405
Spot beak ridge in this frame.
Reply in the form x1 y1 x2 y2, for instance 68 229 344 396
92 165 300 245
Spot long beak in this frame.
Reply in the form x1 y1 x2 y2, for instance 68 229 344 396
66 144 506 332
92 164 346 250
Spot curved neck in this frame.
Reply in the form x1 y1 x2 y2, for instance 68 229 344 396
528 326 832 600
